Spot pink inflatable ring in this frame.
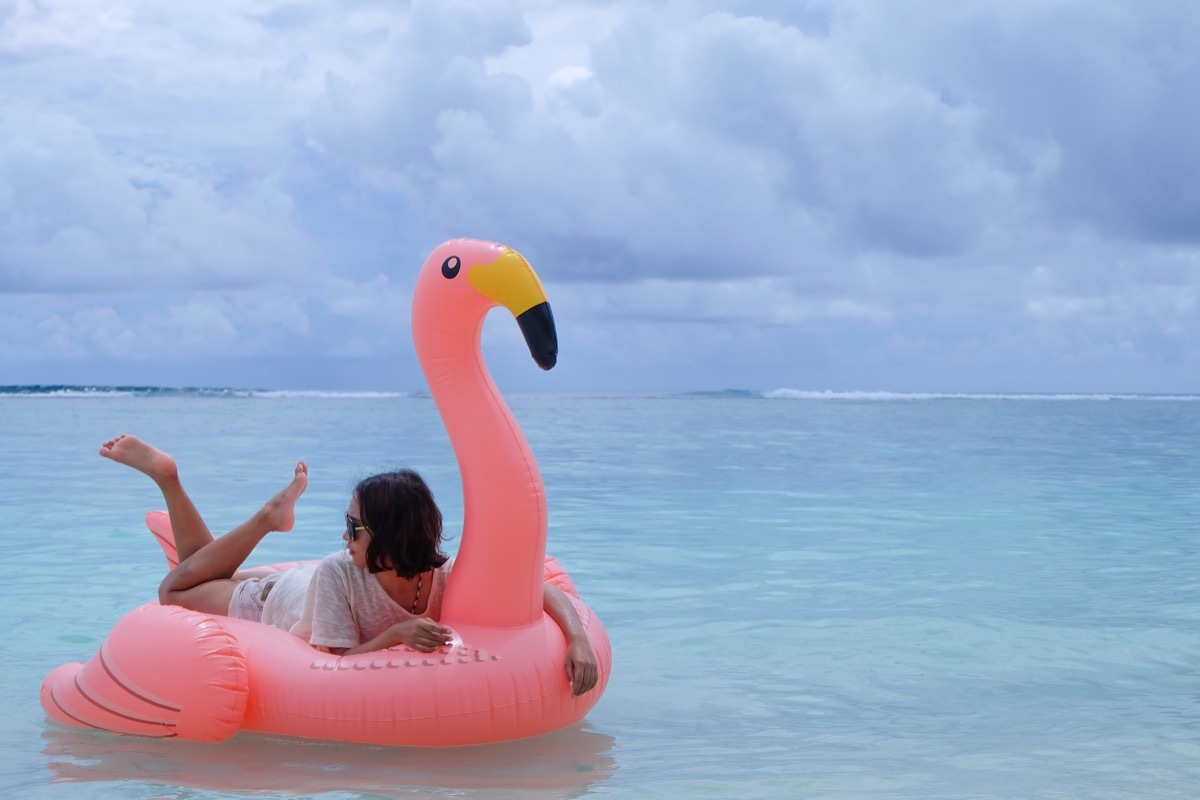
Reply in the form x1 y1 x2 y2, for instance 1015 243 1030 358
40 239 612 746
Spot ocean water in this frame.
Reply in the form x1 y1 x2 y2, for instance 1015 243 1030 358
1 388 1198 799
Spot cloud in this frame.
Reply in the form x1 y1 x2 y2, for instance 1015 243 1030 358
846 0 1200 244
0 0 333 295
307 4 1030 280
552 275 889 327
0 109 315 294
4 288 312 360
306 1 533 176
306 1 1200 289
309 4 844 282
2 0 1200 391
322 273 410 321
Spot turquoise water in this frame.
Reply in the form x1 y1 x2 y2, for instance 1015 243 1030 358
2 390 1198 799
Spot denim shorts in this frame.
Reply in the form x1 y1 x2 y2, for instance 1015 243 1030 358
227 574 281 622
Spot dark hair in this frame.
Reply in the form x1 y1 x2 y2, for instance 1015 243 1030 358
355 469 448 578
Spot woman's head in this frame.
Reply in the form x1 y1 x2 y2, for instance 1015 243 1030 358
349 469 448 578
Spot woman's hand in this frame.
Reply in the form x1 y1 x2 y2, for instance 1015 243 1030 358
390 617 454 652
317 617 453 656
564 638 599 696
542 583 601 696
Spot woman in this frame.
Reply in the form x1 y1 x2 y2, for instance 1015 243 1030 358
100 434 598 696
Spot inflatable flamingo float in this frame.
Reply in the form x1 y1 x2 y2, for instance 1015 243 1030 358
40 239 612 746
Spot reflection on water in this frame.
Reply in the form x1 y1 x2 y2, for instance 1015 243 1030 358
42 723 618 799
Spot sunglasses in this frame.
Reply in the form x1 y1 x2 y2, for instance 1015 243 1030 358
345 514 369 542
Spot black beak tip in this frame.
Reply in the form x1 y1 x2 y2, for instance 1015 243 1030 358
517 302 558 372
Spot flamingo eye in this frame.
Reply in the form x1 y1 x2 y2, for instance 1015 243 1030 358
442 256 461 279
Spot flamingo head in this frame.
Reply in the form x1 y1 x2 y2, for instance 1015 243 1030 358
416 239 558 370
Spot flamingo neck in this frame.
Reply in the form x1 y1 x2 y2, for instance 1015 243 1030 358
415 307 547 629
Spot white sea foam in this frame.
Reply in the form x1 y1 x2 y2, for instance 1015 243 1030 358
0 386 413 400
764 388 1200 401
6 385 1199 402
249 390 413 399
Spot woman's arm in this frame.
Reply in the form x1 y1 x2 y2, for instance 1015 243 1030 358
316 617 454 656
543 584 599 696
315 584 599 696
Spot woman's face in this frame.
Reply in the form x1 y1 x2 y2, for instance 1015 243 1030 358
344 494 371 569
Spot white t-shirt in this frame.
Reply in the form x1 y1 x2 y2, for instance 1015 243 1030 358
260 551 452 650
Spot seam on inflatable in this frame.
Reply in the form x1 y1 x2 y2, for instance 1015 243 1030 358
48 685 105 731
73 672 177 728
99 643 183 712
51 682 177 738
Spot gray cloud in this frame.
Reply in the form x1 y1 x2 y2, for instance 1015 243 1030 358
298 4 1025 285
851 0 1200 244
306 2 1200 290
2 0 1199 391
0 109 314 293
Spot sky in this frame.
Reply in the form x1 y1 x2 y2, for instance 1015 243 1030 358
2 0 1199 394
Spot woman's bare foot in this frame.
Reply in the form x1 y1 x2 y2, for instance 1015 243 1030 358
257 461 308 533
99 435 178 484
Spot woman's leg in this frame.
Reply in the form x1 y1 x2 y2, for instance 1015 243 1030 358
100 435 214 563
101 435 308 615
160 460 307 614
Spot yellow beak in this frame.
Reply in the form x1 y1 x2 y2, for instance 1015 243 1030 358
468 247 549 318
468 247 558 370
